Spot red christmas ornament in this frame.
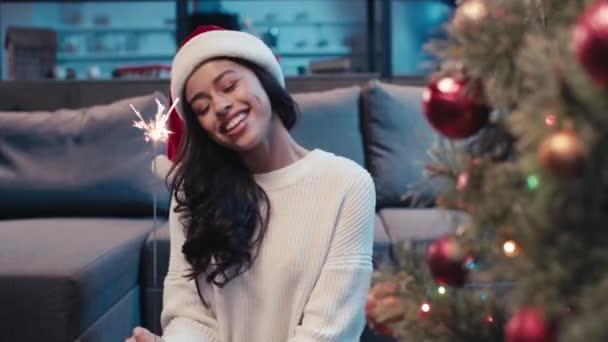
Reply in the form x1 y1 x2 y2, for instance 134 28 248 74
572 0 608 87
426 235 469 286
505 307 557 342
422 75 490 139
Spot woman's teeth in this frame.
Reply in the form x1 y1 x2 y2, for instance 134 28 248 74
225 113 247 132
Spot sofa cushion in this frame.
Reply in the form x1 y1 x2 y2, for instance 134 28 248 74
0 92 171 219
291 86 365 166
378 208 469 242
0 218 155 341
362 80 438 208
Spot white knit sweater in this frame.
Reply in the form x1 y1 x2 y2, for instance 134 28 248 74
161 149 376 342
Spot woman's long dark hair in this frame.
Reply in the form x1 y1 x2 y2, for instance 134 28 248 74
169 57 299 288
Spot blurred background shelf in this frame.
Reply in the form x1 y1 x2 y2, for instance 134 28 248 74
1 0 457 80
55 27 175 34
251 21 364 27
57 54 174 62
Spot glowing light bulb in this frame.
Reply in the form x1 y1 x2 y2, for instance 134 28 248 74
526 175 539 190
503 240 520 257
545 114 557 127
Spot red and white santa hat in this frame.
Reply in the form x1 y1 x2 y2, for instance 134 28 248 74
153 25 284 179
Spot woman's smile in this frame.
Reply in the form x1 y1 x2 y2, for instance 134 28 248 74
221 111 249 137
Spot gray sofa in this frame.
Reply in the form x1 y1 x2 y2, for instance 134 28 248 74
0 76 467 342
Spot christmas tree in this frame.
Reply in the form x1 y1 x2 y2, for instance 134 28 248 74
366 1 608 341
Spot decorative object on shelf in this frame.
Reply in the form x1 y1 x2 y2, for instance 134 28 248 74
295 40 308 49
66 68 77 80
93 14 110 26
309 57 351 74
294 11 310 22
112 65 171 80
262 27 279 48
60 4 83 26
5 26 57 80
53 65 66 80
59 35 79 54
86 32 108 53
264 12 278 22
316 24 329 48
87 65 102 79
125 32 140 52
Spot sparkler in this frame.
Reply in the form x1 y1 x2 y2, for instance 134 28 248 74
130 97 179 338
130 97 179 143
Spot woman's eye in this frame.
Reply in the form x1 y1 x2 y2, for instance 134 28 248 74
196 107 209 116
224 81 237 92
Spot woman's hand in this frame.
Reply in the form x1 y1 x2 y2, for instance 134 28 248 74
125 327 165 342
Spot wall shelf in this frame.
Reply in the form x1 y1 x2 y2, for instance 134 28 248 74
57 54 173 62
252 21 363 27
55 27 174 34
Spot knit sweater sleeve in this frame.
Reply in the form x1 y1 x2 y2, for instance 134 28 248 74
287 170 376 342
161 194 221 342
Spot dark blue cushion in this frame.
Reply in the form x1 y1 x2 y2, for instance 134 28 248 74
362 81 438 208
291 86 365 166
0 92 170 219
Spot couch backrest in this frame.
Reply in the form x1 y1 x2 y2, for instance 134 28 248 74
0 75 426 110
0 75 435 218
0 92 172 219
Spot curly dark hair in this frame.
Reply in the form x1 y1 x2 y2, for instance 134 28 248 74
168 57 299 288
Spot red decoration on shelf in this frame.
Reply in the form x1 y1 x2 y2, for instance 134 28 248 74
422 75 490 139
572 0 608 87
505 307 557 342
426 235 469 286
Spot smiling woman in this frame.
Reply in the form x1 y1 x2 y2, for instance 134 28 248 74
184 58 295 153
126 25 376 342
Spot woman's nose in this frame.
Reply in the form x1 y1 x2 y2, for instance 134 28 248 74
214 94 233 116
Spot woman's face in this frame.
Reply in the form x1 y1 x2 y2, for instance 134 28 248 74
184 59 273 152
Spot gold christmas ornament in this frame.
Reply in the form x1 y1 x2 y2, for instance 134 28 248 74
453 0 490 34
538 130 585 177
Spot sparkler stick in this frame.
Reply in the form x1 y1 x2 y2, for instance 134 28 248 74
130 97 179 339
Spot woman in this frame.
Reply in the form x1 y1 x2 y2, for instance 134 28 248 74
127 25 376 342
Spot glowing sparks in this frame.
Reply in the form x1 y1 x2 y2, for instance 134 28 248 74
130 98 180 143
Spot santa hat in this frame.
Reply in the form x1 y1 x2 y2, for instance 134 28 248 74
152 25 284 180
